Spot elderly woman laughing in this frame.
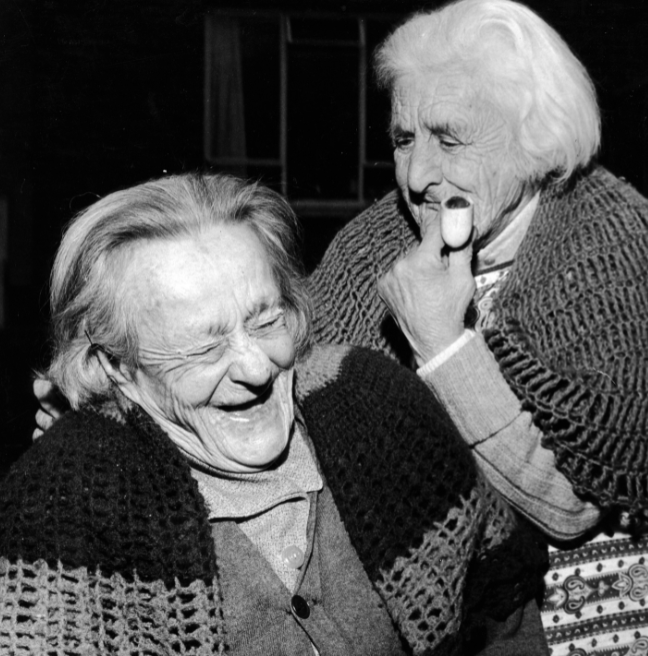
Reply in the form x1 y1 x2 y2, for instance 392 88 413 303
0 173 545 654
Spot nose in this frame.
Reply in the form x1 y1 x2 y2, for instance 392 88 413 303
407 139 443 196
228 336 274 390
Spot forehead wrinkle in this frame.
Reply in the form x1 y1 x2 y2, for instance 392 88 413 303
125 225 283 353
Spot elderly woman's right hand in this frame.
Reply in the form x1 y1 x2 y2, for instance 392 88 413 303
32 377 69 440
378 217 475 367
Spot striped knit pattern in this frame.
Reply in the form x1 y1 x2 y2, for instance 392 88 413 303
484 168 648 519
307 190 418 364
0 345 546 654
0 559 225 655
0 408 227 655
307 166 648 520
295 344 547 652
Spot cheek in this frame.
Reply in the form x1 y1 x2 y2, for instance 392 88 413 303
262 332 297 370
442 150 482 189
394 152 408 188
165 366 229 410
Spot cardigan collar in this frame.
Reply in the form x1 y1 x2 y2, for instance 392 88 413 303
190 414 323 521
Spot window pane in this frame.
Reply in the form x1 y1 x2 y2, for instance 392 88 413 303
365 19 395 164
287 42 359 199
245 164 283 192
240 18 280 159
290 17 358 43
207 16 280 161
210 163 282 192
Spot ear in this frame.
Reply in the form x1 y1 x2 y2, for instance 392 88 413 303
95 349 141 404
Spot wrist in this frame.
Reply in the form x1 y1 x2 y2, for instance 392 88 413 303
411 327 465 366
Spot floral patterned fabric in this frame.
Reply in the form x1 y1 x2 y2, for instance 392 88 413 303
543 532 648 655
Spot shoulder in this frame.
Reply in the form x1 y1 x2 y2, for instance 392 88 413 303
308 190 416 281
0 411 130 565
0 411 136 536
501 164 648 301
0 409 215 584
296 343 478 504
296 343 462 426
306 191 418 355
339 189 417 253
1 410 134 492
1 409 152 495
542 165 648 229
488 165 648 512
296 343 466 440
339 189 407 238
295 343 420 405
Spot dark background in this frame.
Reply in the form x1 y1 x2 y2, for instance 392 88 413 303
2 0 648 474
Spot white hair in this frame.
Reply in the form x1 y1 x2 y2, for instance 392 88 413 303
375 0 601 182
47 173 312 409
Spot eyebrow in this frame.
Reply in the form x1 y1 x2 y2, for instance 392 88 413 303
430 122 456 137
244 300 284 325
389 124 412 142
390 120 458 143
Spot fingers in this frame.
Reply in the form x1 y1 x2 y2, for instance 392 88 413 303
447 234 474 271
33 377 54 404
33 409 55 442
417 215 445 262
33 376 69 416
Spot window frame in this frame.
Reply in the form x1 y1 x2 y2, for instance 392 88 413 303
203 8 397 217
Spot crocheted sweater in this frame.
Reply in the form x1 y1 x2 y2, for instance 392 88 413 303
308 166 648 520
0 345 546 655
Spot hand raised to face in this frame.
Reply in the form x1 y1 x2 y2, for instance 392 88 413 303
378 215 475 367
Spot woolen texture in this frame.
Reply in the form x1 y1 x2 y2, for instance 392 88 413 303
308 166 648 520
0 345 546 654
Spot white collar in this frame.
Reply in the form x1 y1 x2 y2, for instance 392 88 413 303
477 192 540 271
191 420 323 521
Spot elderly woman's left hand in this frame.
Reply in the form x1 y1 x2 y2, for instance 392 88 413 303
378 217 475 367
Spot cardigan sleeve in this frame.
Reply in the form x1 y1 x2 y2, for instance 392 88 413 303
418 331 601 540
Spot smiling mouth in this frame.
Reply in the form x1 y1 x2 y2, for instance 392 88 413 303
222 384 273 413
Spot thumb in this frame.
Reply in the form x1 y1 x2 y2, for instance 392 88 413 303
416 215 445 263
447 235 474 272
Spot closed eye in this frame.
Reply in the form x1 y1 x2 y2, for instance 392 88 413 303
249 311 286 337
432 125 466 151
439 136 462 149
390 126 414 150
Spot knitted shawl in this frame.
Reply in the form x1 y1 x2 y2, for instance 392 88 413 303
307 166 648 520
0 345 546 655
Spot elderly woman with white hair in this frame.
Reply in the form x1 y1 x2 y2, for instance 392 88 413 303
0 173 546 654
309 0 648 653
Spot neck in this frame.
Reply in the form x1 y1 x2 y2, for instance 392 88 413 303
474 184 538 253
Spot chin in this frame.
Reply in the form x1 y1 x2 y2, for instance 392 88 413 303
217 397 295 471
241 441 290 469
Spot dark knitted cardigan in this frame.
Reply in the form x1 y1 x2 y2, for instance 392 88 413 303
307 166 648 521
0 345 545 655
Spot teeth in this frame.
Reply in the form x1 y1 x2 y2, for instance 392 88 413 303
225 387 272 412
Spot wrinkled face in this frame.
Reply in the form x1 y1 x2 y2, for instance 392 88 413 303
392 69 528 242
121 224 296 473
